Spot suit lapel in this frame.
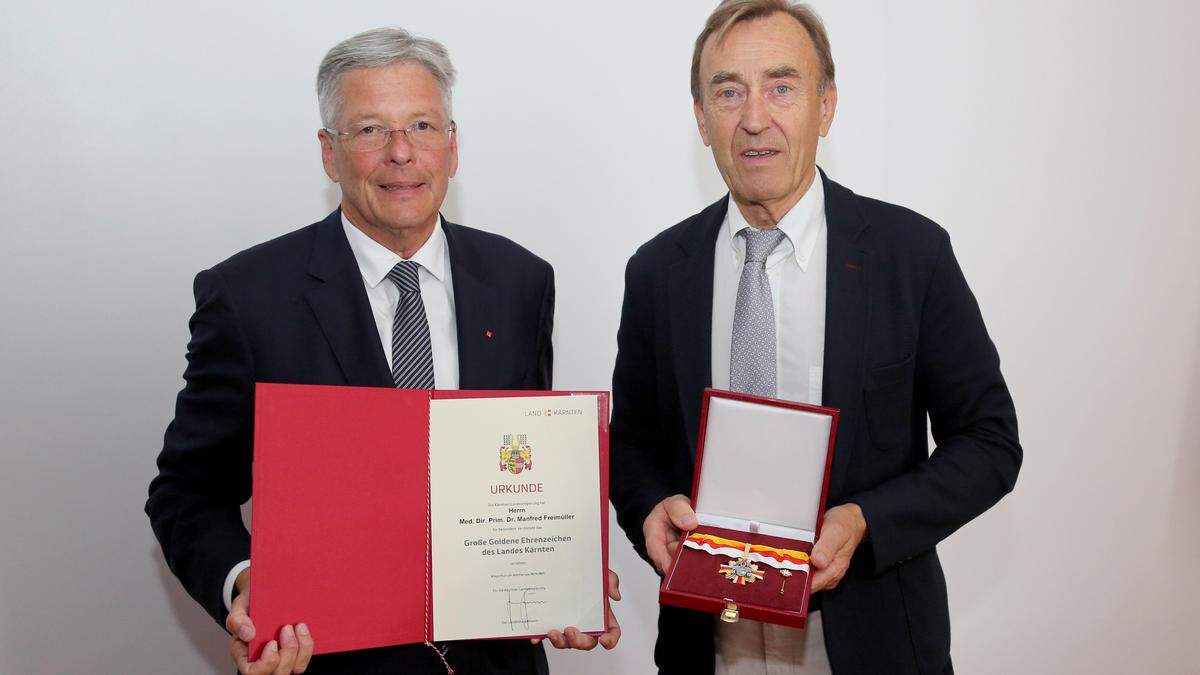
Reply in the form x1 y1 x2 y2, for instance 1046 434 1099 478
820 172 870 500
668 197 727 457
442 219 499 390
304 210 394 388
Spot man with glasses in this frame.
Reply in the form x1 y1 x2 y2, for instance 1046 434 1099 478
610 1 1021 673
147 27 618 674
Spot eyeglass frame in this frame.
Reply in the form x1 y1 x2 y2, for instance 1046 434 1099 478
322 119 458 152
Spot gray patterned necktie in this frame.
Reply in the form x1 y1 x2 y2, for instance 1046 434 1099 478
730 226 787 397
387 261 436 389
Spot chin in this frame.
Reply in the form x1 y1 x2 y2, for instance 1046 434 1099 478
389 212 437 232
733 177 787 199
735 188 787 206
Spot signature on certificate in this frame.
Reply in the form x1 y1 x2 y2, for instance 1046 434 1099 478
503 587 546 631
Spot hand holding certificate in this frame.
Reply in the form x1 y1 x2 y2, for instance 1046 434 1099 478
246 384 612 659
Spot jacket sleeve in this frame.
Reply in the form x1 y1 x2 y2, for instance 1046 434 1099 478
529 262 555 390
609 255 677 564
146 267 255 626
850 231 1022 573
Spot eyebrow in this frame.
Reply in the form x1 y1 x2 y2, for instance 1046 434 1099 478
708 70 744 88
765 65 802 80
708 65 803 88
349 110 441 125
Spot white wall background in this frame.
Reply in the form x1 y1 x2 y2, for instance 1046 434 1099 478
1 1 1197 673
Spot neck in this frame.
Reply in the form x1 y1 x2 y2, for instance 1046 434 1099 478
731 166 816 230
343 207 436 258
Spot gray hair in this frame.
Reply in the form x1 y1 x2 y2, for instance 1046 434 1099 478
317 27 456 128
692 1 835 103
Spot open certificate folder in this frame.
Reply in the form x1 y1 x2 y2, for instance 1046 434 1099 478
247 384 610 659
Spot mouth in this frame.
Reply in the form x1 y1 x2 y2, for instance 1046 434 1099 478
378 181 425 193
740 148 781 159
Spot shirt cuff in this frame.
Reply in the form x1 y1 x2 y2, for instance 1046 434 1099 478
223 560 252 612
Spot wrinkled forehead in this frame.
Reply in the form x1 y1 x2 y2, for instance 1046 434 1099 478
700 14 818 85
336 62 449 123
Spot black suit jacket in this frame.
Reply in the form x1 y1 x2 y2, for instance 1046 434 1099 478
610 172 1021 674
146 210 554 675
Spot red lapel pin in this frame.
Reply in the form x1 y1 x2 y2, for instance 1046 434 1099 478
485 329 493 338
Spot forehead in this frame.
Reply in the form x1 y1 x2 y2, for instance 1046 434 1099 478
700 12 817 80
336 62 446 122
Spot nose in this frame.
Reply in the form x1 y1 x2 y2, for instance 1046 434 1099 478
384 129 414 165
739 91 771 135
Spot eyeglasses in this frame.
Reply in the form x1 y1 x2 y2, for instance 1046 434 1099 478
324 120 457 152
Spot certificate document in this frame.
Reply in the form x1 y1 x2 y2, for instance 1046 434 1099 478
429 394 605 640
248 384 609 659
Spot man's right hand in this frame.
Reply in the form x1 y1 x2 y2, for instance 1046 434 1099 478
642 494 698 575
226 569 314 674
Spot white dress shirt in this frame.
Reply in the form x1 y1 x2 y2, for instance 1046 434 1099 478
341 213 460 386
711 172 831 674
711 172 827 405
221 214 462 611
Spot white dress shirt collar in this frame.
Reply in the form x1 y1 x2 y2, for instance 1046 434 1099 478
724 170 826 273
340 212 449 288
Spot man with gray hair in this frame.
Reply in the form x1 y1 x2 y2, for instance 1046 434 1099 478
147 27 618 674
610 1 1021 673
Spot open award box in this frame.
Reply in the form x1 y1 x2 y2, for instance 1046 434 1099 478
659 388 838 627
248 383 610 659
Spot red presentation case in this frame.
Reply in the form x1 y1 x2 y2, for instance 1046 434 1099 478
247 383 610 659
659 388 838 628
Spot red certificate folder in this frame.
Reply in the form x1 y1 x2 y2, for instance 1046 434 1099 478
248 383 610 659
659 388 838 628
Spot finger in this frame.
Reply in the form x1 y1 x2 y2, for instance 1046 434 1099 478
227 595 256 643
232 638 253 675
810 558 846 592
810 567 833 592
564 627 598 651
529 638 542 645
663 495 697 531
250 640 281 675
839 532 861 561
607 570 621 601
293 623 314 673
272 625 298 675
810 523 846 569
545 629 569 650
599 605 622 650
666 538 680 559
644 521 671 575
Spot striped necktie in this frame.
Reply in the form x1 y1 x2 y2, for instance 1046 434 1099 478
387 261 435 389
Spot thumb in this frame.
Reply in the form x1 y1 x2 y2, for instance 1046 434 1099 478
227 594 255 643
663 496 697 531
607 570 621 602
810 546 830 569
810 524 843 569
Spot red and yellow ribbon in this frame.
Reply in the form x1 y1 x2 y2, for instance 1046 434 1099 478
684 532 810 571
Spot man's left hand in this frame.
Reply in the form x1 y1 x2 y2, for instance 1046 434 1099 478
810 503 868 592
534 569 622 651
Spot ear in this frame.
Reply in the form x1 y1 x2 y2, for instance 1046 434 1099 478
694 100 712 147
447 125 459 179
319 129 340 182
818 81 838 137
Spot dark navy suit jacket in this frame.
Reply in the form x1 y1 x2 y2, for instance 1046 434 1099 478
147 210 554 674
609 172 1021 674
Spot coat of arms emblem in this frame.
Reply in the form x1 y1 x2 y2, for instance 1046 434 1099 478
499 433 533 474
